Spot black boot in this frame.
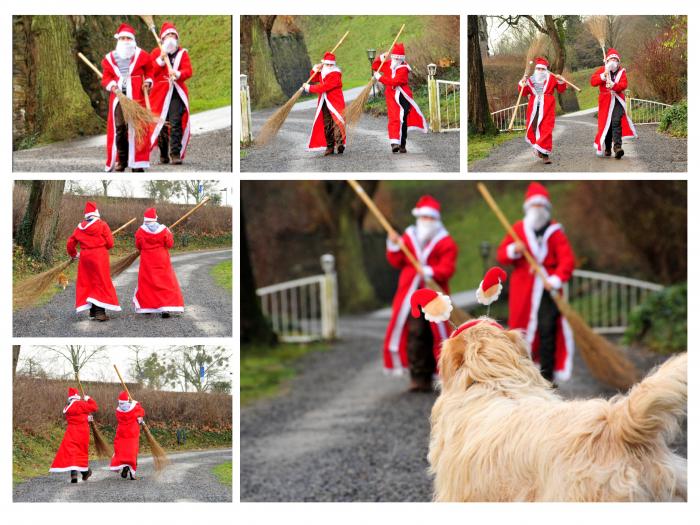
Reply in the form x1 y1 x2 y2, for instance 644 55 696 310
604 149 612 157
81 468 92 481
132 168 145 173
542 154 552 165
71 470 78 483
391 145 400 153
89 304 96 320
121 466 129 479
94 306 109 322
336 144 345 154
399 146 407 153
128 470 135 480
614 144 624 159
161 312 171 319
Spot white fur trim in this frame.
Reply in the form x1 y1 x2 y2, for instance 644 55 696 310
133 287 184 313
411 206 440 219
140 224 167 234
476 281 502 306
161 28 178 39
114 31 135 39
109 464 137 475
422 265 434 278
547 275 562 290
386 237 401 252
523 194 551 211
76 297 122 313
506 242 522 260
50 466 90 473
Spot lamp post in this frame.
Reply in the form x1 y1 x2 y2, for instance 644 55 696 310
479 241 491 275
367 48 377 98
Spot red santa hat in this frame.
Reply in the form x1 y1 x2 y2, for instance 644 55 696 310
523 182 551 211
84 201 100 219
476 267 508 306
391 43 405 60
605 48 620 62
534 57 549 70
160 22 179 40
144 207 158 223
411 195 441 220
114 23 136 40
410 288 453 323
118 391 130 402
322 52 336 65
67 387 79 398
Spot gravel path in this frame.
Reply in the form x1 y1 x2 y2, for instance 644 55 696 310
13 448 232 502
12 128 232 173
241 312 687 502
240 103 459 173
469 110 687 172
13 249 232 337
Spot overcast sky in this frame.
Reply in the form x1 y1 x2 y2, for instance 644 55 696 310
63 180 232 205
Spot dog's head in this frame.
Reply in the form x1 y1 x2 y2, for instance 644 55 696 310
438 319 550 392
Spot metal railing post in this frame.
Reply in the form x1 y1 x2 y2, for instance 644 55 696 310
240 74 253 144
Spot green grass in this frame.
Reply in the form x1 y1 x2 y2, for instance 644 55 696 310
211 460 232 486
165 15 232 113
241 342 329 406
569 67 598 111
13 426 232 485
210 260 232 292
467 131 524 164
297 16 429 89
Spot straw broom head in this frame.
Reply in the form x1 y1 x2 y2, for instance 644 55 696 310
110 250 140 278
526 34 547 65
584 16 608 51
13 259 74 310
90 421 113 458
254 89 304 146
140 15 156 30
143 424 170 471
343 83 373 134
116 91 156 146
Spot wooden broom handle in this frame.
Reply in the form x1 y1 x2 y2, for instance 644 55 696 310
78 52 103 79
303 30 350 87
169 196 210 230
347 180 424 277
508 61 532 131
555 74 581 92
75 372 86 397
375 24 406 76
476 183 550 285
112 217 137 235
113 364 132 401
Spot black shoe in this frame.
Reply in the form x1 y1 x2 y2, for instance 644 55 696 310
337 144 345 154
604 149 612 157
399 146 407 153
542 154 552 164
115 163 126 172
391 145 400 153
89 304 96 320
121 466 128 479
170 153 183 165
614 144 624 159
71 470 78 483
323 147 334 156
128 470 135 480
160 155 170 164
161 312 171 319
132 168 145 172
81 468 92 481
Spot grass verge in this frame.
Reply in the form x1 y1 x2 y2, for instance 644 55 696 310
467 131 524 164
210 260 232 292
211 460 232 486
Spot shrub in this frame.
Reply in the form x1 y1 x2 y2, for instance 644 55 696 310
658 100 687 137
623 282 687 354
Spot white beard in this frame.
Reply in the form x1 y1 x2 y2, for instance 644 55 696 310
391 59 401 69
116 40 136 60
118 400 132 411
416 220 441 245
163 38 178 55
534 71 547 83
524 207 551 231
607 61 619 73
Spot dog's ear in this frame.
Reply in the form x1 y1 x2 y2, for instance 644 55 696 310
503 329 530 358
438 333 476 390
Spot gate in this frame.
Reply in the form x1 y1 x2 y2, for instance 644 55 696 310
427 65 460 132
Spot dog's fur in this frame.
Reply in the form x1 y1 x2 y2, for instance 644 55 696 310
428 320 687 502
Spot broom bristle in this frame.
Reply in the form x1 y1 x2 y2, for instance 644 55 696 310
144 425 170 471
555 296 639 390
140 14 155 28
13 259 74 310
343 82 373 134
526 35 547 64
110 250 140 278
90 422 113 458
584 16 608 49
255 89 304 146
116 91 156 146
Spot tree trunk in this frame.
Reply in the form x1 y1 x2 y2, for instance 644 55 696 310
13 345 20 377
467 16 497 135
30 16 103 143
17 180 66 263
240 16 285 108
240 207 277 345
543 16 580 113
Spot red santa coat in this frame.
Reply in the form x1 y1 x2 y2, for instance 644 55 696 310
519 73 567 155
149 47 193 158
109 401 145 475
383 226 457 373
133 224 184 313
372 57 428 144
66 218 121 313
590 66 637 155
101 48 154 171
307 67 346 151
50 396 99 472
496 220 576 381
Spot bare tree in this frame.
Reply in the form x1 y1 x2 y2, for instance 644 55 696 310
100 180 112 197
144 180 183 202
40 345 107 376
165 346 231 392
13 345 20 377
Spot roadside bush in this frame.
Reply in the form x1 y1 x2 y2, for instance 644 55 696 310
658 100 687 137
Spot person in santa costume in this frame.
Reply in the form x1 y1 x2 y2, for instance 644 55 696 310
101 23 153 172
66 202 122 321
590 48 637 159
149 22 193 165
302 52 346 156
372 43 428 153
50 387 99 483
133 207 185 318
518 57 567 165
496 182 576 383
109 391 146 480
384 195 458 391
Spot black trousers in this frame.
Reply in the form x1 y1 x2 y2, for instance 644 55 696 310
604 99 625 150
321 102 343 149
159 90 186 157
537 291 560 381
398 94 412 148
407 314 436 383
115 103 129 167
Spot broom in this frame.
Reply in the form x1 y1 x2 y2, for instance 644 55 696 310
77 52 156 145
344 24 405 134
139 15 176 79
508 35 546 131
75 372 113 458
476 183 639 390
110 196 212 278
585 16 611 84
348 180 471 327
113 364 170 472
13 217 137 310
254 30 350 146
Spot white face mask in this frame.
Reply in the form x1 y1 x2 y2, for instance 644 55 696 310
416 219 440 244
524 206 551 231
607 59 619 72
391 58 401 69
534 69 547 83
118 400 132 411
116 39 136 59
163 37 178 54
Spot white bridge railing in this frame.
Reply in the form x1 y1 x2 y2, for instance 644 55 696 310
427 65 460 132
564 269 664 334
256 254 338 343
491 103 528 132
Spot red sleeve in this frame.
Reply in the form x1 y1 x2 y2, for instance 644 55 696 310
82 397 99 413
101 56 118 92
517 82 532 97
102 222 114 250
164 228 174 248
371 56 382 72
136 403 145 418
141 53 154 84
178 51 192 82
612 70 628 93
556 80 567 93
429 239 458 281
308 70 321 82
386 232 409 269
308 72 342 94
135 230 143 251
379 67 408 87
66 232 78 258
496 232 517 266
550 230 575 282
590 67 605 87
